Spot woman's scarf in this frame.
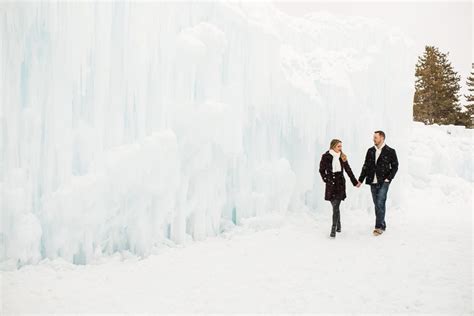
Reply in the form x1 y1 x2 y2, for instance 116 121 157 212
329 149 342 172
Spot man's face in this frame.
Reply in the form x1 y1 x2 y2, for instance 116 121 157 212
373 133 384 146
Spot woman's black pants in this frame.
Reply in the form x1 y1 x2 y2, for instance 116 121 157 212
330 199 341 228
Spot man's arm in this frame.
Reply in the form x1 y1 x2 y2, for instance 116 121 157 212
387 148 399 181
358 149 371 183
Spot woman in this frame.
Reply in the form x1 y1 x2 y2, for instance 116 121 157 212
319 139 360 238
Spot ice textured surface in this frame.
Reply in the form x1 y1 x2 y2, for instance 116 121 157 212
1 2 419 266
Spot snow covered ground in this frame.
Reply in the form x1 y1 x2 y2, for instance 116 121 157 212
2 122 472 314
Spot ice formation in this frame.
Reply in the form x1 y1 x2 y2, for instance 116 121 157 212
1 2 418 266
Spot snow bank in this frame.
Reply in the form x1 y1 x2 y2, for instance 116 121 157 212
2 2 419 267
402 122 472 212
407 122 472 183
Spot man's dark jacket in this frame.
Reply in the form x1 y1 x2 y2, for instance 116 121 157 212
358 144 399 185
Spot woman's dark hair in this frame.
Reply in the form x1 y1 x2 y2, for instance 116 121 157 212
374 130 385 139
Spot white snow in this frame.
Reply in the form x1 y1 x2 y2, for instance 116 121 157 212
1 122 472 314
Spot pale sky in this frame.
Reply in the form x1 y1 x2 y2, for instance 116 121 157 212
274 1 473 97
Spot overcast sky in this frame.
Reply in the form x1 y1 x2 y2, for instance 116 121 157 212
274 1 472 96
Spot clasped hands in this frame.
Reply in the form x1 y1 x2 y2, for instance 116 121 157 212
355 178 389 188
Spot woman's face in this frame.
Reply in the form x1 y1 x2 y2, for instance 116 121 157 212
333 142 342 153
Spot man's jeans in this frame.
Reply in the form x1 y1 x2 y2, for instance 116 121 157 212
370 181 390 229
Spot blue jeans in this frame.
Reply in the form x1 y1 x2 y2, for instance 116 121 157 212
370 181 390 229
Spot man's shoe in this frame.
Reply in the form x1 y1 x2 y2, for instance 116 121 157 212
373 228 384 236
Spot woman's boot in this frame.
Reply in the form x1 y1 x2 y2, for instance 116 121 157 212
336 216 341 233
330 225 336 238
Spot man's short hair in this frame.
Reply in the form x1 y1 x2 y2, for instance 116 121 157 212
374 130 385 139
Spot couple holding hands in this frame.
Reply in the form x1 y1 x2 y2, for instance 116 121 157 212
319 130 399 238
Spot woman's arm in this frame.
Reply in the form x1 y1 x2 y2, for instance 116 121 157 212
319 155 328 183
343 160 358 186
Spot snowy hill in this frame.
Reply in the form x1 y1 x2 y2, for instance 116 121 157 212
0 1 463 270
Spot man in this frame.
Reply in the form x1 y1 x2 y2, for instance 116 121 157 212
356 131 399 236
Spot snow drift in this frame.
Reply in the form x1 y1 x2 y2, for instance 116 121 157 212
2 2 420 267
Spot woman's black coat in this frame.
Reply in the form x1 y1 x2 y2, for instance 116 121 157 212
319 151 358 201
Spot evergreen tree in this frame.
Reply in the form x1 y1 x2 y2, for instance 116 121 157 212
464 64 474 128
413 46 463 125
